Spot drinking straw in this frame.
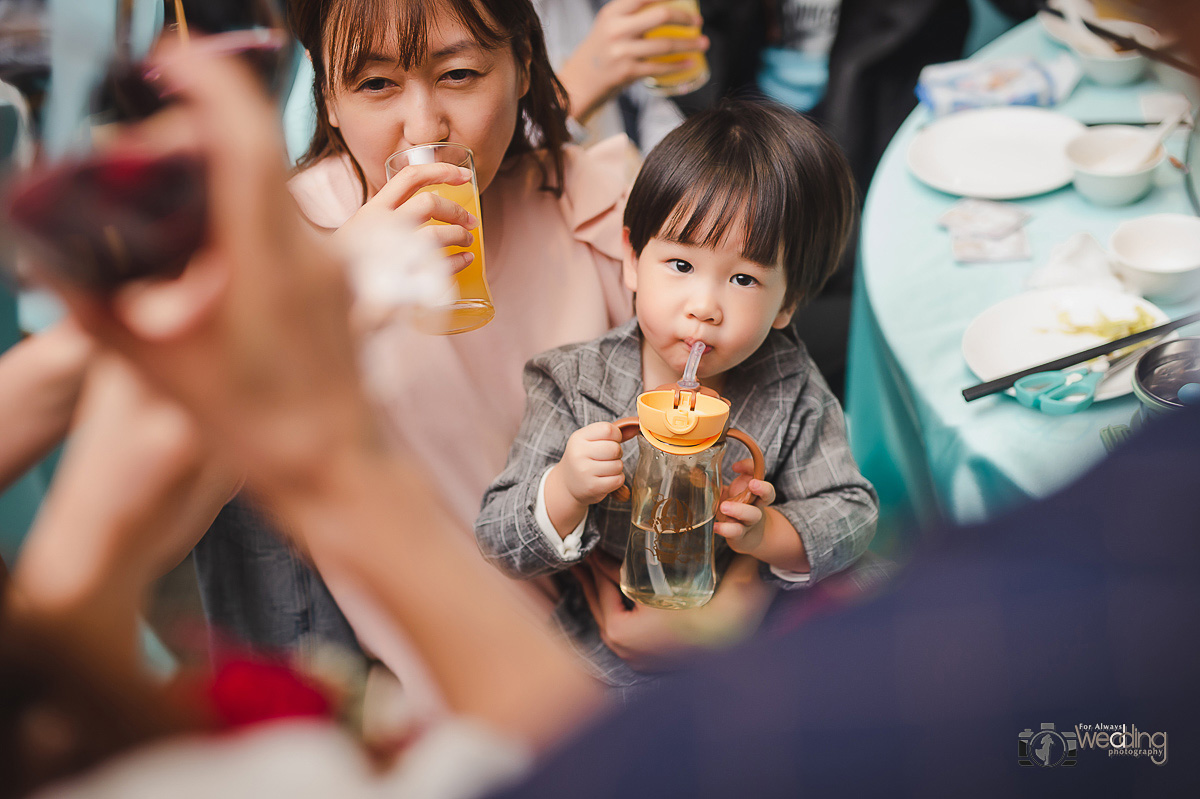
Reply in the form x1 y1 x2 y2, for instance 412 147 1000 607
641 340 707 600
679 340 706 390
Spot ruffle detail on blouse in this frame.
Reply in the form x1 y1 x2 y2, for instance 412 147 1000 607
557 134 638 263
287 155 363 231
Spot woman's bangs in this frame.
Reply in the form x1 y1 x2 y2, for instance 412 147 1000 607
325 0 507 88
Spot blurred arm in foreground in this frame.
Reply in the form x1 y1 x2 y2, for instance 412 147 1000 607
37 45 601 753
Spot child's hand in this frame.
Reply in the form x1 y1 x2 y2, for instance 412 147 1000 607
333 162 478 274
558 0 709 124
714 458 776 556
553 421 626 506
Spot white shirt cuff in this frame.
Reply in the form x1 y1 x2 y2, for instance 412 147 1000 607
535 468 587 560
770 565 812 584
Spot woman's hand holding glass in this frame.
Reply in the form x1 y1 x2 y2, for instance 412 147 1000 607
558 0 709 124
332 162 479 275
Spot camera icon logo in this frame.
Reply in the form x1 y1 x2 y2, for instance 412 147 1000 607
1018 723 1079 767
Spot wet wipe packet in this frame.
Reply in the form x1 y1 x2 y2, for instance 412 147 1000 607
917 55 1082 117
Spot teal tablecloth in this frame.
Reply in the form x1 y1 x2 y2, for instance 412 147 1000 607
846 18 1200 551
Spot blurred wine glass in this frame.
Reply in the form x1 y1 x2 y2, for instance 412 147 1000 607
161 0 295 99
102 0 295 124
1 1 298 295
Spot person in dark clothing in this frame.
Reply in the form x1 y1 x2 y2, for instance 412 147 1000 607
789 0 985 396
490 402 1200 798
679 0 1041 396
669 0 767 116
815 0 1042 195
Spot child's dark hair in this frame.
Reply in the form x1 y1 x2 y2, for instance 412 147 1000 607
288 0 571 201
624 99 857 309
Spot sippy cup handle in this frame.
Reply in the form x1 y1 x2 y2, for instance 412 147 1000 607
724 429 766 505
608 418 642 502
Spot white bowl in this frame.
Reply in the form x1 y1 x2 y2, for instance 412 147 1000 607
1065 126 1165 206
1075 46 1146 86
1110 214 1200 302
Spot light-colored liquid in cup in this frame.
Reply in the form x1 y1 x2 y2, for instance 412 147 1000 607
414 179 494 335
643 0 709 96
621 516 716 609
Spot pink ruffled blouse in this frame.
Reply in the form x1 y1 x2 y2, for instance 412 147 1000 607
289 137 635 529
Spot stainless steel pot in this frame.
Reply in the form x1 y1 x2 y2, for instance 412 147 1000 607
1132 336 1200 420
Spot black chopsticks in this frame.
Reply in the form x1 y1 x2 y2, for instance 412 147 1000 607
962 311 1200 402
1036 3 1200 78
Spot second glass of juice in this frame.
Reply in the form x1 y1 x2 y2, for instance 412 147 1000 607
385 143 494 335
642 0 710 97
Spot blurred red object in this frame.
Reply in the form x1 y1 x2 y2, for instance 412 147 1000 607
205 658 334 729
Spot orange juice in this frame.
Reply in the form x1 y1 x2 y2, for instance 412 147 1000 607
643 0 709 96
414 177 494 335
386 143 495 335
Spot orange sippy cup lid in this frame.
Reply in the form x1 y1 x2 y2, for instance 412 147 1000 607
635 384 730 455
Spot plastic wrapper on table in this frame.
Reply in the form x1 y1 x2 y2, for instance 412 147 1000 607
916 55 1082 117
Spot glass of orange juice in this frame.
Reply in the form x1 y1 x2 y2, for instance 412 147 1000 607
385 143 494 335
642 0 709 96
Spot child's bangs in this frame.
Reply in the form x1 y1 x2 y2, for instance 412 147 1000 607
324 0 508 88
657 169 785 269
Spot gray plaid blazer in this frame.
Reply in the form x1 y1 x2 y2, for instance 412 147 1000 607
475 319 878 685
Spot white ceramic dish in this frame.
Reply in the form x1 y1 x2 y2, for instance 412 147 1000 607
1066 125 1165 206
1110 214 1200 302
962 286 1169 402
1076 47 1146 87
908 108 1086 199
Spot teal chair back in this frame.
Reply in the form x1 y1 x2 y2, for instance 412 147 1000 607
284 52 316 166
0 93 48 564
0 290 47 566
964 0 1020 56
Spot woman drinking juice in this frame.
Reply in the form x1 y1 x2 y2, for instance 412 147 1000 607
192 0 638 682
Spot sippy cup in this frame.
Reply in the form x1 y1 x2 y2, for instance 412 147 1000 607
610 344 764 609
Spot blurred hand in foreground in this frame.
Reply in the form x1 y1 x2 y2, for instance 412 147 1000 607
49 47 369 503
12 353 236 675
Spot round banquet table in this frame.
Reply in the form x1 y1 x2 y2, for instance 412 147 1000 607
845 16 1200 550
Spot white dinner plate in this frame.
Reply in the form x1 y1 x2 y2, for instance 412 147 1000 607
962 287 1169 402
907 107 1086 200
